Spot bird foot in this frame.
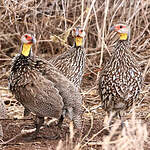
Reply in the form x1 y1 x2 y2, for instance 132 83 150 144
120 121 125 128
57 122 62 129
42 134 60 140
23 133 38 141
23 133 60 141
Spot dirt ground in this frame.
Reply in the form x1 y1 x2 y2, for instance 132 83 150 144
0 0 150 149
0 76 104 150
0 74 150 150
0 46 150 149
1 116 104 150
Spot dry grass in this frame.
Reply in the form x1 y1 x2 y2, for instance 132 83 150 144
53 111 148 150
0 0 150 149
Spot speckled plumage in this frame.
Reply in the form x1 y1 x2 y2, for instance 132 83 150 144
50 45 85 88
8 34 83 139
9 54 64 118
9 54 83 129
50 27 86 88
98 25 142 115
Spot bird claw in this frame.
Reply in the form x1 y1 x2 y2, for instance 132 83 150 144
120 121 125 128
23 133 60 141
23 133 38 141
42 134 60 140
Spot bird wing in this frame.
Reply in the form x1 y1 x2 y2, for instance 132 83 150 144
21 71 64 118
49 47 73 72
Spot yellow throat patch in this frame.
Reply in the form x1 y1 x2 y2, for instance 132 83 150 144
75 37 83 46
120 33 128 40
22 43 32 56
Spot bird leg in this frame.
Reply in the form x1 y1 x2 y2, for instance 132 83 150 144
24 107 31 117
42 116 63 140
117 111 124 128
35 117 60 140
108 111 116 128
109 111 124 128
23 116 44 141
57 115 64 128
43 115 65 140
34 116 44 138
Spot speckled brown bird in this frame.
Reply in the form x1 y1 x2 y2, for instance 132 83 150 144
8 34 83 140
50 27 86 88
24 27 86 117
98 23 142 118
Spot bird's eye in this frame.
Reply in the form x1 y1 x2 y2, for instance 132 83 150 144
25 35 28 38
80 29 83 33
120 25 123 28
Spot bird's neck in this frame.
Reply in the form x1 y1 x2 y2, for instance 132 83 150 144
114 39 130 59
21 43 32 57
117 39 129 46
119 33 128 40
74 43 82 49
74 37 84 48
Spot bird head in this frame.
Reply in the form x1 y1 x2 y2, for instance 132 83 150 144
21 33 36 57
72 27 86 47
110 23 130 41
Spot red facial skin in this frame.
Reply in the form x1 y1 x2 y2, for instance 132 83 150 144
73 28 83 37
79 29 83 34
24 34 33 44
114 25 126 31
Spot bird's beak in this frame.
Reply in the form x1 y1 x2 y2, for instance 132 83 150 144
75 30 79 36
109 26 115 32
31 37 36 44
75 36 83 46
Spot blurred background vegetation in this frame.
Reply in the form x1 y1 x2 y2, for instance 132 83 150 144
0 0 150 149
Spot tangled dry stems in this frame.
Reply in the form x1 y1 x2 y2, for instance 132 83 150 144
55 111 148 150
0 0 150 149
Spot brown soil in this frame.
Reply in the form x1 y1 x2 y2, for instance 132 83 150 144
1 78 150 150
0 1 150 148
1 111 104 150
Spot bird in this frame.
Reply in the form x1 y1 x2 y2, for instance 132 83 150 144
50 26 86 88
98 23 142 120
24 27 86 117
8 33 83 140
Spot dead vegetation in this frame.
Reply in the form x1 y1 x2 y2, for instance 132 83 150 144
0 0 150 149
